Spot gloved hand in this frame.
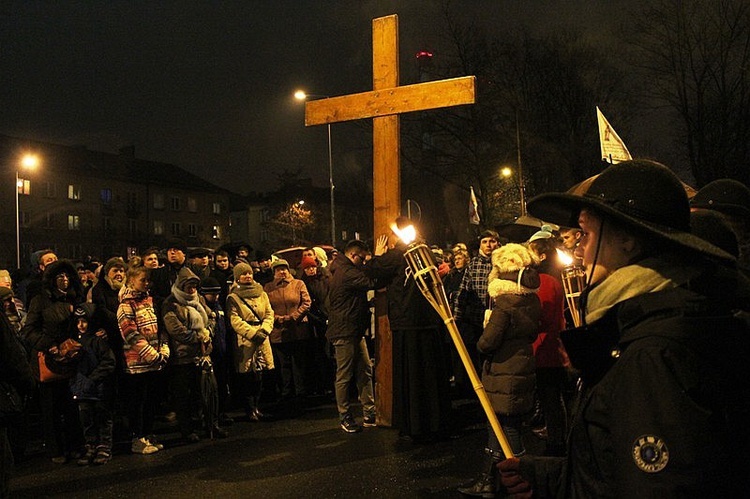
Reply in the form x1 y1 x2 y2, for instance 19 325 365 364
498 457 533 498
158 343 170 361
152 353 169 367
197 328 211 344
251 329 269 346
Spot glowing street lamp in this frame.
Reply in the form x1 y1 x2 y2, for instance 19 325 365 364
16 153 40 269
294 90 336 246
500 165 527 216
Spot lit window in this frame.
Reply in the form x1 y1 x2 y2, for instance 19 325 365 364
212 202 221 215
153 220 164 235
68 215 80 231
212 225 220 239
68 184 81 200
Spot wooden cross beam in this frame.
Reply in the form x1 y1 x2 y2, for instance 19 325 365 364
303 14 475 426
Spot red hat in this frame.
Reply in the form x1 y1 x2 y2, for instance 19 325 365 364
301 256 317 269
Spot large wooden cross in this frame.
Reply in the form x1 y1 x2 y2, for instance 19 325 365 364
304 14 475 426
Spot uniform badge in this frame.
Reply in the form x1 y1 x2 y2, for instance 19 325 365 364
632 435 669 473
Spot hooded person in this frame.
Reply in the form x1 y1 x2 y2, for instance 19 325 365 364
90 257 127 373
226 262 275 421
162 266 226 441
19 259 86 463
458 243 541 497
497 159 750 497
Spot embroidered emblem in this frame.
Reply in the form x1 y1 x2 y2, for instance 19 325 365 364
632 435 669 473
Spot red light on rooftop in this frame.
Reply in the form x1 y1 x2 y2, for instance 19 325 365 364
416 50 433 59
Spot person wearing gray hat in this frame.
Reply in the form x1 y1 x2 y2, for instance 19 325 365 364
497 160 750 497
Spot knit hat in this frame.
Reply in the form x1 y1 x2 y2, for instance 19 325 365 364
527 159 734 262
175 266 200 291
272 259 290 271
103 257 126 276
312 247 328 267
74 302 96 321
199 276 222 294
166 237 188 254
233 262 253 282
301 256 317 270
690 178 750 217
528 224 555 243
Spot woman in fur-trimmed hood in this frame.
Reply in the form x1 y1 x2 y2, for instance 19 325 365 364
478 243 542 456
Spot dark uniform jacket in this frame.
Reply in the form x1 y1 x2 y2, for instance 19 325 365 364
325 256 374 341
522 284 750 497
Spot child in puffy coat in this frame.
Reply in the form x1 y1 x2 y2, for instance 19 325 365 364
69 303 116 465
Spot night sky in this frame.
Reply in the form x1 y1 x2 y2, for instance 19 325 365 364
0 1 633 195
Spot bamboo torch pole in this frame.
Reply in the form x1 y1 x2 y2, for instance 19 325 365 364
402 241 514 458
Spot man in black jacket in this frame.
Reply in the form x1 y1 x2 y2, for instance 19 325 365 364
326 240 377 434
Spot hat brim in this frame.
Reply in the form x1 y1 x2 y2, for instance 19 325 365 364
528 192 735 263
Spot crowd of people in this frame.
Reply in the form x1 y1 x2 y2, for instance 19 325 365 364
1 158 749 497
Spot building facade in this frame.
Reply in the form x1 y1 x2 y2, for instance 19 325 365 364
1 135 233 271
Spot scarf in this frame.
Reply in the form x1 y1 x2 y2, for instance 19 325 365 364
171 282 208 331
585 255 702 324
232 281 264 300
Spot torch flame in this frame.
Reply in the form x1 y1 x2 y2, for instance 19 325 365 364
556 248 574 266
390 223 416 245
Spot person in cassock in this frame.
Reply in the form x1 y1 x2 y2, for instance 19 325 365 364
498 159 750 497
369 217 452 443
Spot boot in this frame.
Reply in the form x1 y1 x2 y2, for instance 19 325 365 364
457 454 499 498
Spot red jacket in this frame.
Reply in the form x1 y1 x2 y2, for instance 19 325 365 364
532 273 569 368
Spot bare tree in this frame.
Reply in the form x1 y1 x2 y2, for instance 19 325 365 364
626 0 750 186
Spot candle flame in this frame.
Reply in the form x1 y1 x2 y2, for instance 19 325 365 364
556 248 574 266
391 223 416 245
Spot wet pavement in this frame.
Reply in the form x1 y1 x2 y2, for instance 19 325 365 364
9 397 539 498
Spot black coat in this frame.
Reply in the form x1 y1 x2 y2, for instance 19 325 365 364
326 256 374 341
522 284 750 497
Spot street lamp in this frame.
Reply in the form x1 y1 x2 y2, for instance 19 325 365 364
16 153 40 270
294 90 336 246
499 165 526 216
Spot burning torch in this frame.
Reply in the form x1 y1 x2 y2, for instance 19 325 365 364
392 223 514 459
556 249 586 327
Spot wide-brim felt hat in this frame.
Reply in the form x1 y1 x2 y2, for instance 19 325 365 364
690 178 750 217
527 159 735 263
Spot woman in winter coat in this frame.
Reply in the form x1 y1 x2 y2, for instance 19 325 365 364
226 262 274 421
20 260 86 463
263 259 311 400
458 243 541 497
162 267 224 441
117 264 169 454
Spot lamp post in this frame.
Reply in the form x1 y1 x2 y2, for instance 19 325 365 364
294 90 336 247
16 153 40 270
501 165 527 217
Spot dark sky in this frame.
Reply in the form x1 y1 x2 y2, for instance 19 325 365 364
0 1 632 194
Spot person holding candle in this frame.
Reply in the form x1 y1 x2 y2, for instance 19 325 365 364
498 159 750 497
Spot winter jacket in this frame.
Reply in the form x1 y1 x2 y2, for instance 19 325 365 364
300 271 330 331
226 285 274 373
118 287 166 374
520 272 750 497
264 277 311 343
532 273 569 369
20 260 85 381
162 270 216 365
326 256 375 341
69 329 115 401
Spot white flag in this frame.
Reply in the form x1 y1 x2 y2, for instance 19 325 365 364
597 106 632 164
469 186 480 225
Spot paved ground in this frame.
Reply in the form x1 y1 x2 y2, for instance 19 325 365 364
9 397 544 498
